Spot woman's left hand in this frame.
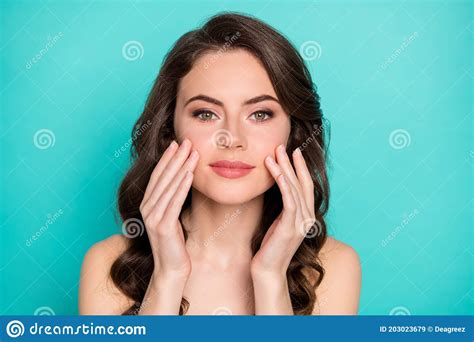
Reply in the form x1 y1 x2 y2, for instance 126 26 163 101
251 144 319 278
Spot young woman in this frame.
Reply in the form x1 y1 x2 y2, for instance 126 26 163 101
79 12 361 315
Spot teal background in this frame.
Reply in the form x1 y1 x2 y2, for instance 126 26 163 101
1 0 472 315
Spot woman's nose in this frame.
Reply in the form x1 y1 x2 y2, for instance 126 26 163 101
211 121 247 150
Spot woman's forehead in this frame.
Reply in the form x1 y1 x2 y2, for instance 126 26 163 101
177 50 278 104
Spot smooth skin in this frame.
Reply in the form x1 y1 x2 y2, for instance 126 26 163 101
79 138 361 315
79 50 361 315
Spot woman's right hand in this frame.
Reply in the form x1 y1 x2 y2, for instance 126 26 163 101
139 138 199 280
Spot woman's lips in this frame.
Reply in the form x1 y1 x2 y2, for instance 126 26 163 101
209 160 255 179
210 166 254 179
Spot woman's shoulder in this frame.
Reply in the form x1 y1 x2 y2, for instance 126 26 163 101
313 236 362 314
78 234 133 315
87 234 130 257
319 236 360 263
81 234 130 269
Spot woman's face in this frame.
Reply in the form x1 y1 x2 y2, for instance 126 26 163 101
174 49 291 204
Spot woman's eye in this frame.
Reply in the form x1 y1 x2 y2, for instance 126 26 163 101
192 110 218 121
192 110 273 122
250 111 273 122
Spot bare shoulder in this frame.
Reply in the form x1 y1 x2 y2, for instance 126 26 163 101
313 236 362 315
78 234 135 315
319 236 360 263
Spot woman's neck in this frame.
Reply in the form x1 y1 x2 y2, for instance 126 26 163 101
182 188 264 270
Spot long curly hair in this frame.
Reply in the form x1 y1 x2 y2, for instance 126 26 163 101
110 12 330 315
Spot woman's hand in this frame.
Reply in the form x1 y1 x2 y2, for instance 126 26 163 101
138 138 199 280
251 144 317 279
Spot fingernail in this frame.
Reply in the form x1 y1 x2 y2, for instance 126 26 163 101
267 156 276 165
182 138 191 147
190 150 198 160
170 140 178 149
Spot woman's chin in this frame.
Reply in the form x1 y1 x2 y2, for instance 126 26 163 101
193 178 273 205
206 187 255 205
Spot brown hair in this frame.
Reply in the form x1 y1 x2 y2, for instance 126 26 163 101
111 11 330 315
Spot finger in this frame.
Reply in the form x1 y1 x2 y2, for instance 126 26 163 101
280 175 314 239
284 172 304 222
148 149 199 222
162 170 194 226
142 140 178 205
275 174 298 231
143 139 193 213
264 154 282 178
275 144 304 196
265 156 297 220
273 146 310 218
292 147 315 211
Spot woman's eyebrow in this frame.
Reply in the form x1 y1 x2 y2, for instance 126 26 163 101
184 94 280 107
243 94 280 105
185 94 223 107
